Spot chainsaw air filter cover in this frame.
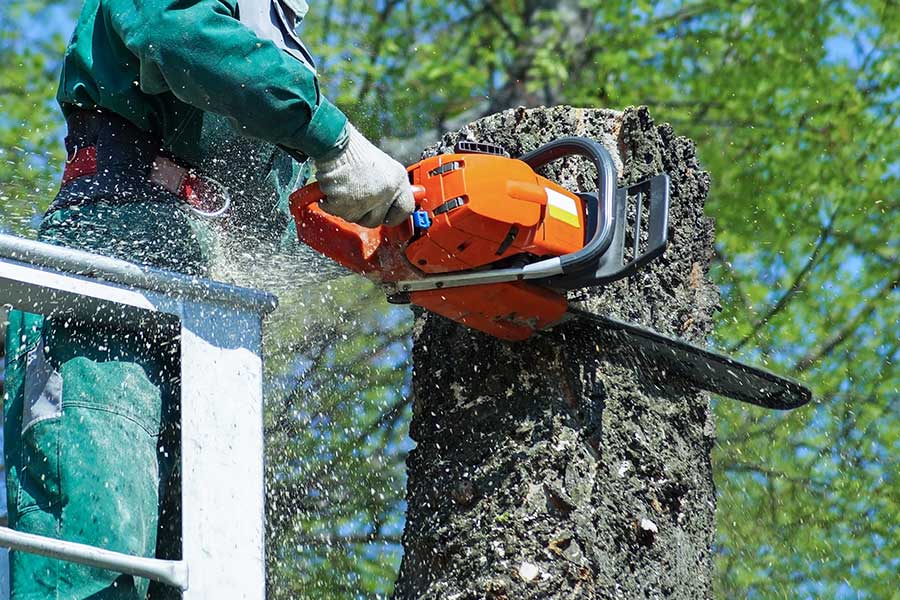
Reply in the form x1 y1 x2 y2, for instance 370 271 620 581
405 153 586 274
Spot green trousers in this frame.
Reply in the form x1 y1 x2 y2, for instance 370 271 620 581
4 200 208 599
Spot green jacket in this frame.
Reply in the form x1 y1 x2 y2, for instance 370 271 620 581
58 0 347 162
56 0 348 248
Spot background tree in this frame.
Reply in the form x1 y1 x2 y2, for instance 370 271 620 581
1 1 898 598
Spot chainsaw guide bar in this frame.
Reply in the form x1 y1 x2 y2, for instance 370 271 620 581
564 308 811 410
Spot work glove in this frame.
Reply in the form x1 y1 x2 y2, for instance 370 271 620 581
313 124 415 228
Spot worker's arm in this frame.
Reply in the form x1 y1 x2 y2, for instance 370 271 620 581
110 0 413 225
108 0 345 158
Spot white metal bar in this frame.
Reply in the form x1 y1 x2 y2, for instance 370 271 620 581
0 233 276 314
179 302 266 599
0 256 161 319
0 527 188 590
385 257 564 293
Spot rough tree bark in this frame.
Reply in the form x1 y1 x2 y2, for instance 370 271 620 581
394 106 718 599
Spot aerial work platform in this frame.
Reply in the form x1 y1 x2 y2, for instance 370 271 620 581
0 233 276 599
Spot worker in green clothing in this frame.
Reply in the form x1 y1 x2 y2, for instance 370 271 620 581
3 1 414 598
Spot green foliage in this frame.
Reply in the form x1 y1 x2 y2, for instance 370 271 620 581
1 1 898 597
264 278 411 599
0 2 67 234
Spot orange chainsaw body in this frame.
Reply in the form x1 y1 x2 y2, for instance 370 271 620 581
290 152 584 340
286 143 815 412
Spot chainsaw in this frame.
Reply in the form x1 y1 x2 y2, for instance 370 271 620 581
289 138 811 410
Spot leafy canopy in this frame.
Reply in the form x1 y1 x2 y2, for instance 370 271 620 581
1 1 897 598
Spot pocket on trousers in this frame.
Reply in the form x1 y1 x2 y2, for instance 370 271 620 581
59 356 164 439
16 339 64 515
16 348 164 516
22 338 64 435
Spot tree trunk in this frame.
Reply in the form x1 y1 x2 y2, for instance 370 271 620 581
394 106 718 599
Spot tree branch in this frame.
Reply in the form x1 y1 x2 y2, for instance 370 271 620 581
793 271 900 373
292 532 403 547
354 395 411 445
724 462 827 489
355 0 402 106
729 208 840 353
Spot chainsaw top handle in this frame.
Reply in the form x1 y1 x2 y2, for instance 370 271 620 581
518 137 670 291
519 138 616 277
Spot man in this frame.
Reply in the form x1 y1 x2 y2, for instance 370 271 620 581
3 1 414 598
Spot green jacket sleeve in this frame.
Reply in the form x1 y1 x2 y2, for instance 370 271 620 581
107 0 347 158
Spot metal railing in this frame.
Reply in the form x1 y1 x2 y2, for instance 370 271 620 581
0 234 276 598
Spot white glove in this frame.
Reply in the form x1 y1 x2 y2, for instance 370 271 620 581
313 124 415 228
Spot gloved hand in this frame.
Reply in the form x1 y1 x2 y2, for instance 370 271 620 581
313 124 415 228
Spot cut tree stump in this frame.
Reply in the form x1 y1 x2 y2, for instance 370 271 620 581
394 106 718 600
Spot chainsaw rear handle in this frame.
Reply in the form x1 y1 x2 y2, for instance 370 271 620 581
293 181 427 219
519 138 616 277
293 181 328 210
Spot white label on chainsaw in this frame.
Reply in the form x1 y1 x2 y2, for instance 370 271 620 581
546 188 579 226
